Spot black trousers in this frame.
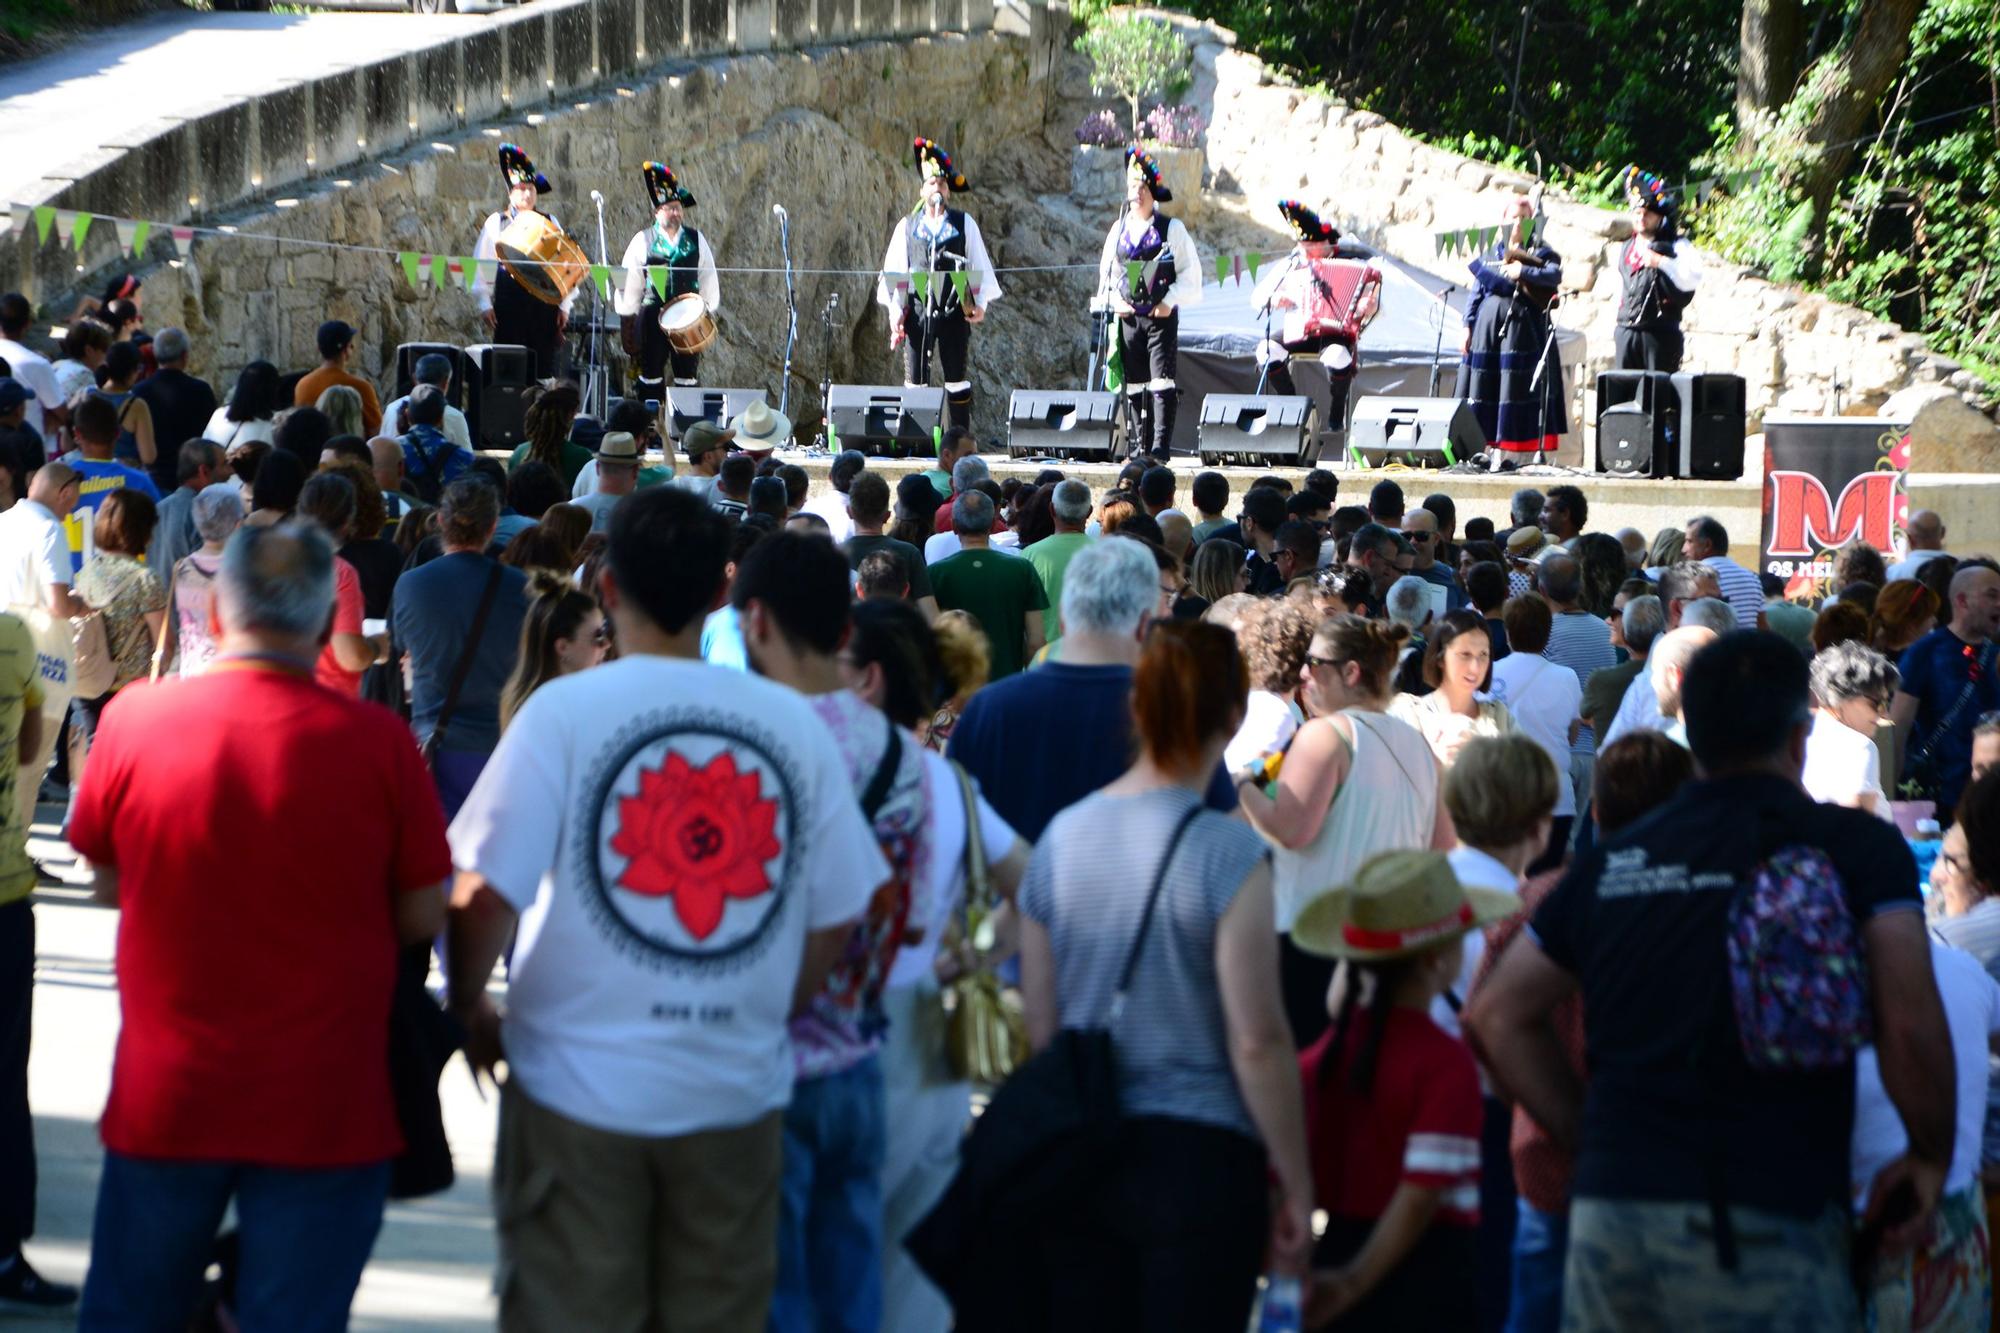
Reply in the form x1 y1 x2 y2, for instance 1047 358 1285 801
903 310 973 431
1 898 35 1254
1023 1118 1266 1333
493 268 562 381
636 298 701 392
1316 1213 1478 1331
1613 324 1683 374
1262 331 1354 397
1117 311 1179 457
1526 814 1574 877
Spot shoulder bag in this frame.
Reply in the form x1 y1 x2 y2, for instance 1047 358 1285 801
419 562 504 769
907 802 1203 1315
941 760 1026 1084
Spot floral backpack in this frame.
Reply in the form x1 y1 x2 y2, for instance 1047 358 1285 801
1726 844 1872 1072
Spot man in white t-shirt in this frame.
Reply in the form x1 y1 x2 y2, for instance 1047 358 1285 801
801 450 866 544
380 353 472 450
446 487 886 1331
1487 596 1584 867
0 297 63 441
0 464 84 825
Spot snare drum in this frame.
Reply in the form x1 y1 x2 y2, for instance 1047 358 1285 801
659 293 717 355
495 212 588 306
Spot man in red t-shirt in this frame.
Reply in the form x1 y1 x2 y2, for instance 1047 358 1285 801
67 520 448 1328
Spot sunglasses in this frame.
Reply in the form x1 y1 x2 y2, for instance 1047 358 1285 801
1305 655 1346 670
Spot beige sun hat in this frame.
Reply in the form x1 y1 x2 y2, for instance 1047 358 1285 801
1290 850 1516 961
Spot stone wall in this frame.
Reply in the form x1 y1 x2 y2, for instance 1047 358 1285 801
20 19 1102 438
1150 13 1997 462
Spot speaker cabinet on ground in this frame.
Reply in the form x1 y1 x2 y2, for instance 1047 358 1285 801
393 343 469 408
463 344 535 452
1197 394 1319 467
1594 371 1679 478
1674 371 1747 480
663 388 768 444
1007 390 1122 461
827 385 946 458
1346 397 1485 468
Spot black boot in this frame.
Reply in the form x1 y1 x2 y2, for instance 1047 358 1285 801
946 386 973 433
1150 388 1178 460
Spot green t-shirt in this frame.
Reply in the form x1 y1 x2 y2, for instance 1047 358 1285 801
1191 517 1230 544
0 612 44 903
922 467 952 499
506 440 596 489
1023 531 1093 641
930 548 1048 680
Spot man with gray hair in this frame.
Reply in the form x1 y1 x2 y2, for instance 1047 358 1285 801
147 439 225 577
1025 478 1094 643
1657 559 1722 630
381 352 472 452
131 326 217 493
930 452 995 536
1509 487 1545 534
1681 597 1739 637
391 477 529 816
1385 574 1433 635
928 489 1047 678
68 520 448 1328
1584 593 1662 742
1603 622 1717 748
1804 639 1901 817
1681 514 1764 629
947 536 1237 842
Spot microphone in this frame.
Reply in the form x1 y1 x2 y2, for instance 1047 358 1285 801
590 189 605 205
828 290 840 310
773 203 788 221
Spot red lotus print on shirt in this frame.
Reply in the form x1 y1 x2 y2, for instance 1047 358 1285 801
610 750 782 940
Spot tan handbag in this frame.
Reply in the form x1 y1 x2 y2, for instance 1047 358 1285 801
70 611 115 699
941 761 1027 1085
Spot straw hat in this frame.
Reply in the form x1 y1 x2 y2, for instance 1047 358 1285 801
594 430 641 462
730 400 792 455
1506 526 1547 560
1290 851 1516 961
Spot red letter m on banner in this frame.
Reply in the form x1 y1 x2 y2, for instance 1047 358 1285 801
1766 470 1898 558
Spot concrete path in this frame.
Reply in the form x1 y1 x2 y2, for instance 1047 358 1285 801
3 811 499 1330
0 7 498 211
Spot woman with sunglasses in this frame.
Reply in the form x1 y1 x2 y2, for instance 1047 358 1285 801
1235 614 1452 1048
499 571 607 729
1801 639 1899 821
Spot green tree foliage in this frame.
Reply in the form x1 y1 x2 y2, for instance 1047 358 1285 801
1076 13 1195 136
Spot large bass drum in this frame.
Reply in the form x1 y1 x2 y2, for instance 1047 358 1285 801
659 292 717 355
495 212 588 306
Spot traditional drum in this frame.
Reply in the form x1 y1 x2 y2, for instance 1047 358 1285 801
659 292 717 355
495 212 588 306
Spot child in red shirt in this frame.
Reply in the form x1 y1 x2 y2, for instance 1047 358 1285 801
1287 850 1511 1330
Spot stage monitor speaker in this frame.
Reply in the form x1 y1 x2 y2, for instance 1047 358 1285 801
1346 397 1484 468
1593 371 1680 478
463 344 535 452
393 343 468 409
1007 390 1121 461
1672 371 1747 480
828 385 946 458
664 387 768 444
1197 395 1318 467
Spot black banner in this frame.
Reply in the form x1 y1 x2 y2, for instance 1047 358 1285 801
1760 415 1911 602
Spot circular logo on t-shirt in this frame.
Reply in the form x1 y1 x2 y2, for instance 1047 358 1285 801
574 708 804 974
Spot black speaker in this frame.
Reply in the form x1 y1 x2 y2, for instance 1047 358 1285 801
1346 397 1484 468
1594 371 1680 477
463 344 535 451
1673 371 1747 480
827 385 946 458
394 342 468 408
664 387 768 443
1196 395 1318 467
1007 390 1121 461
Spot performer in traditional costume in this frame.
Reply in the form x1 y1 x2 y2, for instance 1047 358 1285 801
876 138 1001 433
1460 193 1566 462
472 144 574 379
1613 166 1702 372
1093 146 1200 460
615 162 721 398
1249 199 1381 397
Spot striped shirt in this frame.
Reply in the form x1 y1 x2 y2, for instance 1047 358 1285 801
1707 554 1765 629
1021 787 1270 1137
1545 610 1619 754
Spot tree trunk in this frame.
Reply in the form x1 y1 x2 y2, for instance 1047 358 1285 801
1734 0 1805 145
1782 0 1924 206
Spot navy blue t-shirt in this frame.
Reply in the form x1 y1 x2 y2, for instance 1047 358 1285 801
1531 774 1919 1220
390 552 528 756
945 660 1235 844
1897 627 2000 811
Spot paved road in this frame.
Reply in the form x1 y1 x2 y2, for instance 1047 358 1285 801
0 6 497 212
4 814 498 1330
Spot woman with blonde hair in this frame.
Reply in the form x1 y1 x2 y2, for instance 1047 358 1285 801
499 571 607 728
537 502 594 570
1236 614 1451 1045
923 609 989 752
314 383 365 440
1187 538 1248 606
1644 526 1684 574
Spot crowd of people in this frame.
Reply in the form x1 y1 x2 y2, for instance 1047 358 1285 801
0 281 1996 1333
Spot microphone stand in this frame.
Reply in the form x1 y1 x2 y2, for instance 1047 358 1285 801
1527 292 1564 469
1427 284 1455 397
818 289 840 449
1253 246 1304 394
588 192 611 418
777 208 797 419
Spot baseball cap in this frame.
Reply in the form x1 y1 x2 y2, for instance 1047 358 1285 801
681 420 735 459
316 320 356 360
0 379 30 413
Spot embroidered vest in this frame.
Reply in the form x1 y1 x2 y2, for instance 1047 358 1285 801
1616 237 1689 332
643 225 703 304
908 208 969 318
1116 214 1176 314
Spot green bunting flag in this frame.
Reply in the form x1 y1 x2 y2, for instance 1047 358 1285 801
1104 328 1125 392
32 206 53 246
1215 251 1229 285
430 254 448 288
1125 259 1142 289
464 258 482 291
591 264 610 300
951 271 969 306
399 251 420 287
649 266 668 302
1245 251 1260 284
912 270 930 302
131 219 150 256
71 213 92 251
